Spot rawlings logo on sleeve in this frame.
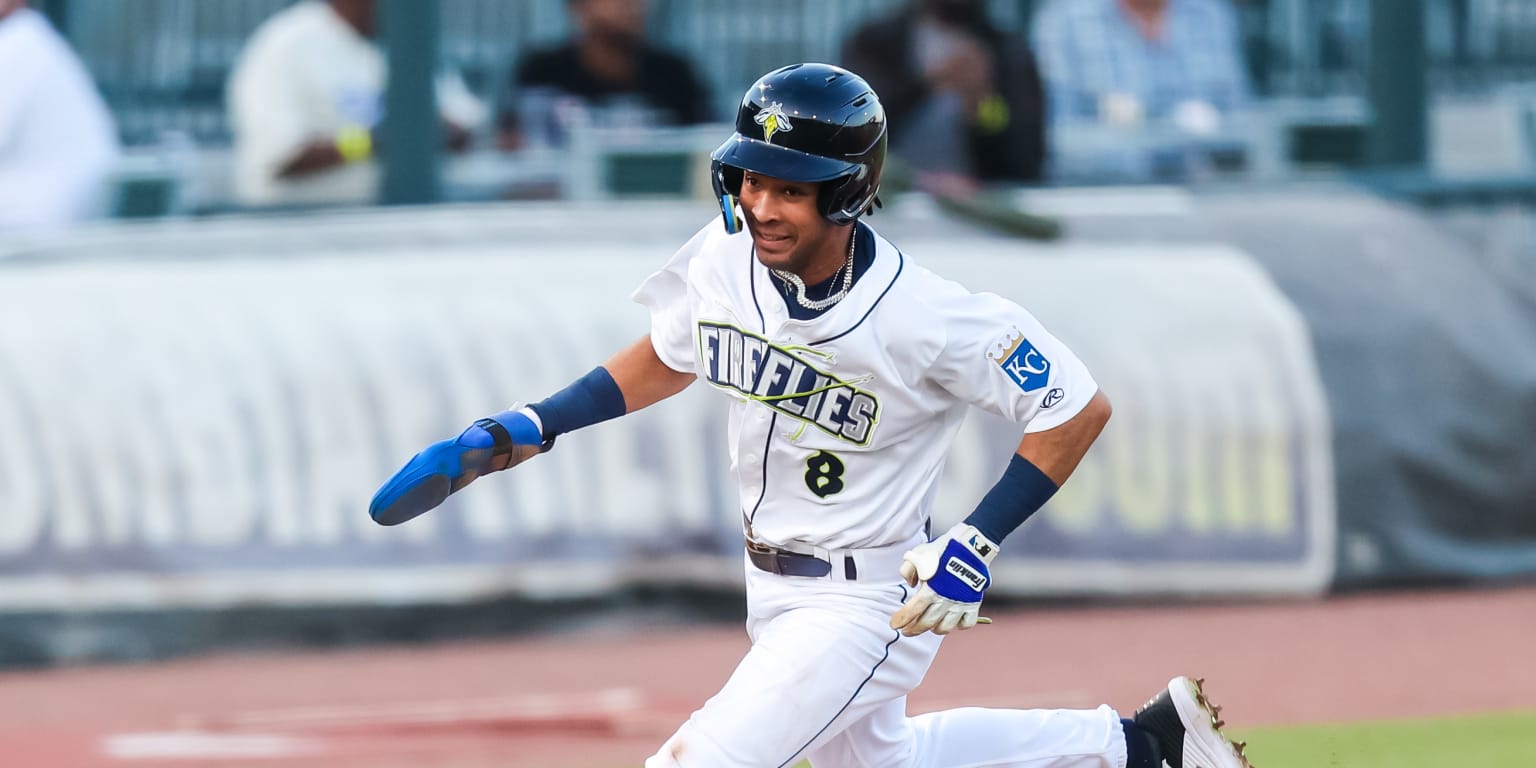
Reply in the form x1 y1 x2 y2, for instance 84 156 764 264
988 326 1050 393
698 322 880 445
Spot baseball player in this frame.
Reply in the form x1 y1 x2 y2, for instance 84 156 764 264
370 63 1253 768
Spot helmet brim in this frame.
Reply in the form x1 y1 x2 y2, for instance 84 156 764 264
710 135 861 184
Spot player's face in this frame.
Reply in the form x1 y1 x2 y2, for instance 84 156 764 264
739 171 843 280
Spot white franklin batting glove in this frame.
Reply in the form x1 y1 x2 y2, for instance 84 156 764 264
890 524 1000 637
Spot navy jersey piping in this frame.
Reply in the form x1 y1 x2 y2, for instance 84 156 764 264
812 247 905 346
745 412 777 527
745 250 771 528
749 245 767 332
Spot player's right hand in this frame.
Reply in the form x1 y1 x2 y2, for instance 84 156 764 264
368 408 549 526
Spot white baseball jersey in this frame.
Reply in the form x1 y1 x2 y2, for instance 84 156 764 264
635 217 1124 768
634 218 1098 551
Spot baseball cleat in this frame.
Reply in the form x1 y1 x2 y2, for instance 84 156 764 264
1132 676 1252 768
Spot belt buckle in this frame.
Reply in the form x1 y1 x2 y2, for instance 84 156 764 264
746 540 787 576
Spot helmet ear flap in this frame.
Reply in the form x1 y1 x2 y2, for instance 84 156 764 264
721 165 743 196
820 167 876 225
711 160 743 198
818 175 851 225
711 161 747 233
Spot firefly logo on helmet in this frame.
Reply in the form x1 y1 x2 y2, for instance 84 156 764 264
755 103 794 144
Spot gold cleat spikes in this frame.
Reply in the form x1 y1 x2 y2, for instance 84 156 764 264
1234 741 1253 767
1188 677 1254 767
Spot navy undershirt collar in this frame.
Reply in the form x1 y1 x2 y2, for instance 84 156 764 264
768 222 876 321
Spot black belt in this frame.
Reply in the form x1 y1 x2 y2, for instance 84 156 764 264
746 542 857 580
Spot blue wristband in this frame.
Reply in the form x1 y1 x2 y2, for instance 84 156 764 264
528 366 627 439
963 454 1059 544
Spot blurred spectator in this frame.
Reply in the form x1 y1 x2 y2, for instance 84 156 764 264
498 0 710 150
0 0 120 232
227 0 486 208
842 0 1047 185
1032 0 1251 180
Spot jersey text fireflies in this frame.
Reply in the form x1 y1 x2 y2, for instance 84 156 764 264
698 321 879 445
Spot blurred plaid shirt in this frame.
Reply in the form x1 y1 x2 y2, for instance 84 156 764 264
1032 0 1250 125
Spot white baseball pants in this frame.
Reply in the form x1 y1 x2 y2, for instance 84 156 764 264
645 542 1127 768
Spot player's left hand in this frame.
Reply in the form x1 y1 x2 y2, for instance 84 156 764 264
368 408 549 526
890 524 1000 637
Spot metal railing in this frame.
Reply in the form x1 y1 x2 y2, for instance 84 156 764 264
39 0 1536 193
1255 0 1536 96
50 0 1028 147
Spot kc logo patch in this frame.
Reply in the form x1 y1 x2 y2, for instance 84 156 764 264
988 327 1051 393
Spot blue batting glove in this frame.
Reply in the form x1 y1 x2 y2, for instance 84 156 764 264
369 408 549 526
889 524 1000 636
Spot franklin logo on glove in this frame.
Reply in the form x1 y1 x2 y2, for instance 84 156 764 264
946 557 988 591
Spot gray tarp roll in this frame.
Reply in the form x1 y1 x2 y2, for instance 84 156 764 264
1037 186 1536 586
2 186 1529 601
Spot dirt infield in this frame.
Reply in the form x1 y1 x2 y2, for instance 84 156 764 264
1 586 1532 768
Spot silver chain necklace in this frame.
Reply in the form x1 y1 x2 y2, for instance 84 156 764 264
771 232 856 311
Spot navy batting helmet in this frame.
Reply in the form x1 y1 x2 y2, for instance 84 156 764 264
710 63 887 233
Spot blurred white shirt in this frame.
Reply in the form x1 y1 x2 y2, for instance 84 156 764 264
227 1 382 207
0 8 120 233
227 1 486 208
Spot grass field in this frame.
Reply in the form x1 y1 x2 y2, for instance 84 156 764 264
1231 710 1536 767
